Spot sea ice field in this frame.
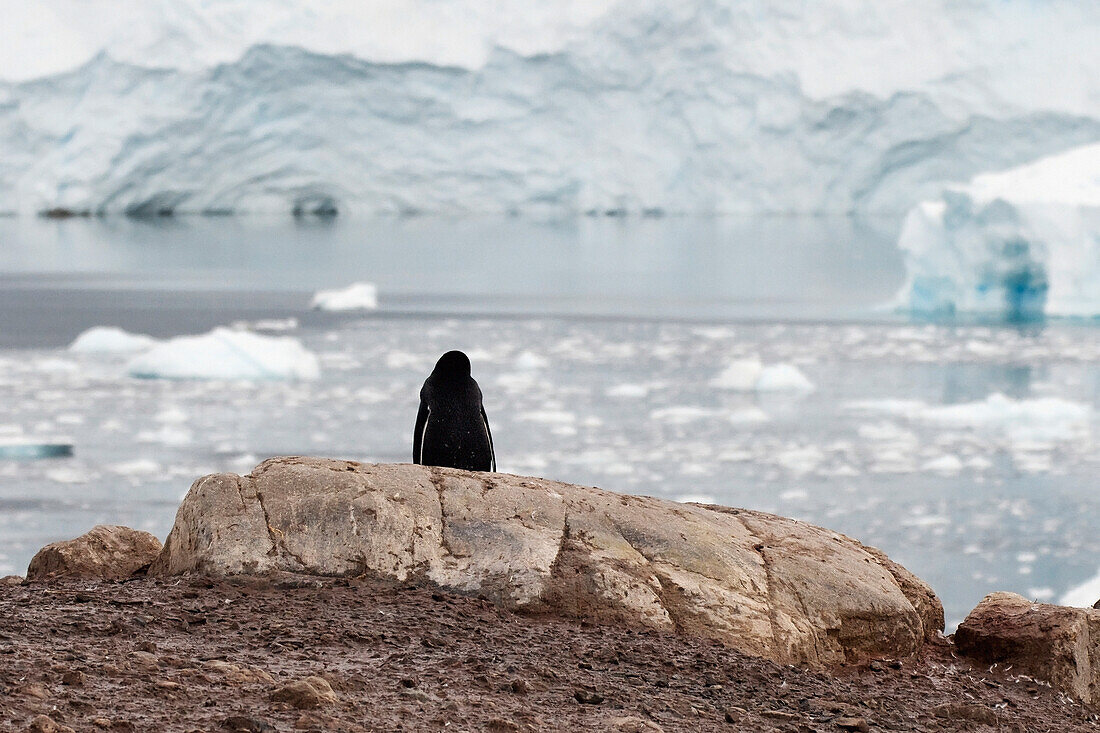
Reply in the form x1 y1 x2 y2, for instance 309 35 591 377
1 215 1099 630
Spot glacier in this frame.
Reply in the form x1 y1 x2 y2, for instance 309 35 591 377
894 143 1100 318
0 0 1099 216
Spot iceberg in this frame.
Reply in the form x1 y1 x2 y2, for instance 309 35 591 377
69 326 159 353
310 282 378 311
894 143 1100 318
126 327 320 381
711 359 814 392
0 1 1098 216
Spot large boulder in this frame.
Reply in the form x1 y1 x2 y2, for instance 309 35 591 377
151 457 943 666
955 592 1100 704
28 525 162 580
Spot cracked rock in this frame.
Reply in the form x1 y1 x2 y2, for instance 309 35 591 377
151 457 942 666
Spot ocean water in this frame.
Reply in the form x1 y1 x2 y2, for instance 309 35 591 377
1 215 1098 630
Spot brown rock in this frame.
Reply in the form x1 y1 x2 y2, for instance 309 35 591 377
19 683 49 699
931 702 999 724
151 457 943 666
834 717 870 732
955 592 1100 704
1 575 23 586
201 660 274 686
27 525 162 580
27 716 75 733
609 717 664 732
270 677 338 709
60 670 85 686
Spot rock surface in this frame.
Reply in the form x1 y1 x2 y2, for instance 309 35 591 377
152 457 943 666
27 525 162 581
955 591 1100 704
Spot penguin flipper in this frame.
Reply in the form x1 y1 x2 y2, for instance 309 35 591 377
413 400 429 464
481 405 496 472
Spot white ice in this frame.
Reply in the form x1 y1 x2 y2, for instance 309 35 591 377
69 326 158 353
310 282 378 311
711 359 814 392
1 2 1098 215
126 327 320 381
895 142 1100 318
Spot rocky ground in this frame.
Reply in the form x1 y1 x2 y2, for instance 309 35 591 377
2 576 1098 732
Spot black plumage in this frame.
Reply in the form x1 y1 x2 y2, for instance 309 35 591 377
413 350 496 472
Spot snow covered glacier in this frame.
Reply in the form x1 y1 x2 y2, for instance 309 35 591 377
0 0 1099 216
895 143 1100 319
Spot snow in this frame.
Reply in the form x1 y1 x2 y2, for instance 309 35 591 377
69 326 158 353
310 282 378 311
0 1 1098 215
895 143 1100 318
126 327 320 381
712 359 814 392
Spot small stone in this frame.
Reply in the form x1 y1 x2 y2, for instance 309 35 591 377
128 651 159 670
486 719 520 732
931 703 998 724
270 678 337 709
835 717 870 732
92 720 112 730
610 717 664 732
19 683 50 699
27 716 75 733
202 660 274 686
154 679 181 690
399 688 432 703
868 660 885 672
762 710 799 722
723 707 747 724
61 670 85 686
574 689 604 705
509 679 528 694
221 716 276 733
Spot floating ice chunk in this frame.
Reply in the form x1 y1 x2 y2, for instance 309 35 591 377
109 459 161 476
728 407 770 424
756 364 815 392
310 282 378 311
605 383 649 398
126 327 320 381
711 359 814 392
513 351 549 371
70 326 158 353
1061 570 1100 608
894 142 1100 318
850 394 1091 443
0 440 74 460
649 406 720 424
920 454 963 475
710 358 763 390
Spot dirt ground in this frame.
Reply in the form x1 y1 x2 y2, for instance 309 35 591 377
1 575 1097 732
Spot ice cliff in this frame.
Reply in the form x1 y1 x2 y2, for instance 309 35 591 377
0 0 1098 216
894 143 1100 319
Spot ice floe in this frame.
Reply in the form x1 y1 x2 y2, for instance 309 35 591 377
310 282 378 311
126 327 320 381
711 358 814 392
69 326 159 353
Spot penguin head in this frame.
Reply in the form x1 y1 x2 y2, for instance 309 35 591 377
432 350 472 379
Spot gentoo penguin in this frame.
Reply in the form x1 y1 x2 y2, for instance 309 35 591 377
413 350 496 472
